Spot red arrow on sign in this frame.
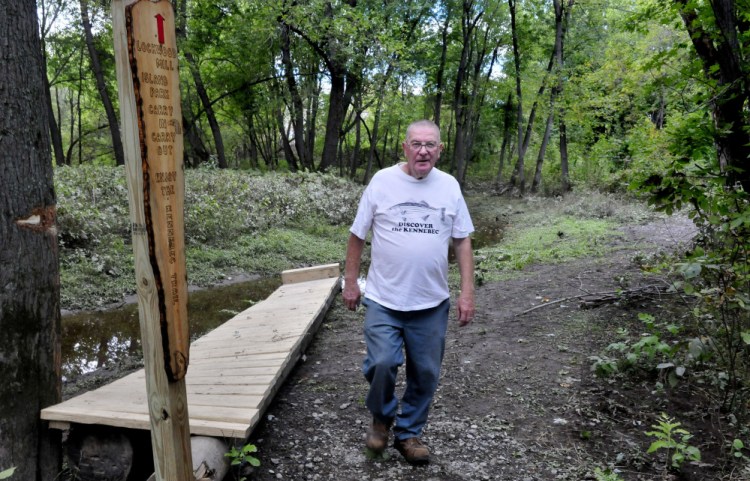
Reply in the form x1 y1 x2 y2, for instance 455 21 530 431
155 13 165 44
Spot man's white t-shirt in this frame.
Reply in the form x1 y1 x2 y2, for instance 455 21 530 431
350 164 474 311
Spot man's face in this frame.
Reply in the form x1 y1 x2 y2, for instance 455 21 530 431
402 125 442 179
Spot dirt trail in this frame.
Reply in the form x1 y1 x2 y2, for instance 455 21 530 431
242 213 730 480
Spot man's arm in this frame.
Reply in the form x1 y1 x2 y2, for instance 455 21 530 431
343 233 365 310
453 236 475 326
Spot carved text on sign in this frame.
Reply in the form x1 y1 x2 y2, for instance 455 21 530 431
126 0 188 381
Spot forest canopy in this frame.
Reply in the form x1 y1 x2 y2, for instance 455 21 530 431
40 0 747 197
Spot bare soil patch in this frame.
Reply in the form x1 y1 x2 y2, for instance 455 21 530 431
241 211 745 480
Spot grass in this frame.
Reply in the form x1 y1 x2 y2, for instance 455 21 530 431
473 216 614 284
450 189 664 288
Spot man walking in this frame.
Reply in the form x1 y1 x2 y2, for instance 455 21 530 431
343 119 475 465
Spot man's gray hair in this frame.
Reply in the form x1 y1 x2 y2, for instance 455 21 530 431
406 119 441 142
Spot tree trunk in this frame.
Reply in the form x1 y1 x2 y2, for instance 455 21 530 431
280 20 311 170
319 71 354 171
181 113 210 168
349 104 362 179
531 107 554 193
0 2 62 480
276 102 298 172
559 117 570 192
676 0 750 190
509 0 526 193
185 51 227 168
556 0 573 193
79 0 125 166
175 0 227 168
434 7 451 128
495 93 514 188
305 74 321 169
41 38 65 166
452 0 484 186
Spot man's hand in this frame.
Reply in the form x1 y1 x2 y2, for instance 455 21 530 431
343 279 361 311
343 234 365 311
453 236 475 327
456 290 475 326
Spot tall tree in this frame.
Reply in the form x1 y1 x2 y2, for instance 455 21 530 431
39 0 67 166
673 0 749 190
285 0 369 171
508 0 526 193
363 2 426 183
556 0 572 192
495 92 515 188
0 1 62 480
433 3 452 128
180 0 230 168
279 12 313 170
79 0 125 166
451 0 485 186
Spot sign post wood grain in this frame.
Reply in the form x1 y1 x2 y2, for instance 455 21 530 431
112 0 193 479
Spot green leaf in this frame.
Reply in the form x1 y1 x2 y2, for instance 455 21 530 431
0 467 15 480
647 440 671 453
638 313 655 323
741 331 750 345
681 263 702 279
684 446 701 460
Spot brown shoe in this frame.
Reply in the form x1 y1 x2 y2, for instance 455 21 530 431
394 437 430 465
365 419 390 453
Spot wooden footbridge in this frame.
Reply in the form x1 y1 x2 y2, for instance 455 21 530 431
41 264 341 440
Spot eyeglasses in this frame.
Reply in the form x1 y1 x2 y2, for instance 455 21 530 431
408 141 439 151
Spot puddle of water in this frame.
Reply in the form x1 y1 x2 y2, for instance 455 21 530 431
61 276 281 380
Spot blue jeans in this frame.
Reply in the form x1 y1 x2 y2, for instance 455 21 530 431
362 297 450 440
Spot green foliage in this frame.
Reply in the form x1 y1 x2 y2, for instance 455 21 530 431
0 467 15 480
185 168 361 246
729 438 748 461
225 443 260 481
646 413 701 470
592 467 623 481
590 313 691 388
55 166 361 310
633 148 750 416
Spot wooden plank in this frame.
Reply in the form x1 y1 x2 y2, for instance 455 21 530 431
281 263 340 284
42 272 340 441
187 394 264 409
185 365 280 376
187 352 288 365
185 384 270 396
185 375 276 386
191 336 302 348
42 405 253 438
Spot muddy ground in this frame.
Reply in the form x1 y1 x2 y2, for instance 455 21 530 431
238 209 748 481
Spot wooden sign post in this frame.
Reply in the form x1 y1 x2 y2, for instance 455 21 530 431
112 1 193 479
